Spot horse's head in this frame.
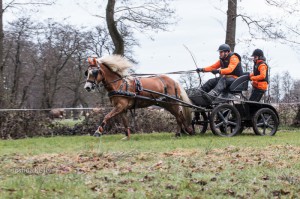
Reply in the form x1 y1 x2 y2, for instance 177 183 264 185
84 57 104 92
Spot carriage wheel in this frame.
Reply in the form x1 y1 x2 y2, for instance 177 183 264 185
252 108 279 136
221 125 244 135
210 104 241 137
192 111 208 134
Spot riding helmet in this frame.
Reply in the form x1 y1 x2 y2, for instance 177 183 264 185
251 49 264 57
217 44 231 52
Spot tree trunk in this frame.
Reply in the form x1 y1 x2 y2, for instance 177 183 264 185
225 0 237 51
106 0 124 55
0 0 4 108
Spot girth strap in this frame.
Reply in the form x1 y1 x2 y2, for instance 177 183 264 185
174 81 178 99
157 76 168 94
134 78 143 94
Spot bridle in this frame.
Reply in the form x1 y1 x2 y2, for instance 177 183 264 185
85 59 124 89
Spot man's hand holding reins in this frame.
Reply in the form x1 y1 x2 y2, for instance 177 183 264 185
196 68 204 73
211 69 220 75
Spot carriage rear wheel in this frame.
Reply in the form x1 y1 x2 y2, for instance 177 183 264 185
192 111 208 134
252 108 279 136
210 104 241 137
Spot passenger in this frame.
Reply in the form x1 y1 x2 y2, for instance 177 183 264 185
196 44 243 102
249 49 269 102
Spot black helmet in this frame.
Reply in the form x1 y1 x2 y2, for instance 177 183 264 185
251 49 264 57
217 44 231 52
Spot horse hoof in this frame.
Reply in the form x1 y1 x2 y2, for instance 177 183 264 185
93 132 102 137
121 136 129 140
175 133 181 137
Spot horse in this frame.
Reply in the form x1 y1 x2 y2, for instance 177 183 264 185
83 55 193 139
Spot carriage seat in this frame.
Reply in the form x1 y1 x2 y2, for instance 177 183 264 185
229 73 250 93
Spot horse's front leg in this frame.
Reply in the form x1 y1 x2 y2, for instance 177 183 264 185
94 104 125 136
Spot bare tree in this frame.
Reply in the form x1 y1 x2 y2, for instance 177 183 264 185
0 0 55 108
270 73 280 103
104 0 177 56
179 73 199 90
281 71 293 103
4 18 40 108
218 0 300 51
290 80 300 102
225 0 237 51
35 21 82 108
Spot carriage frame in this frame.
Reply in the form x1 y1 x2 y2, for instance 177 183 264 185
134 74 279 137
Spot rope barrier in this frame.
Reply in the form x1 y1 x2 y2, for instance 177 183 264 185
0 102 299 112
0 107 114 112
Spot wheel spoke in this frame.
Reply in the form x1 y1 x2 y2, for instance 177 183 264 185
222 125 228 134
228 121 237 126
217 111 226 121
225 110 232 120
267 124 274 129
216 122 224 128
257 122 264 127
265 115 272 123
260 114 266 123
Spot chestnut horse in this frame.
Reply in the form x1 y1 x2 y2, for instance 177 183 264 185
84 55 193 139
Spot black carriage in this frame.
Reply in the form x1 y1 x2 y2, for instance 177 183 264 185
188 74 279 137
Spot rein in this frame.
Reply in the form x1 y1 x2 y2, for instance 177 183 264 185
131 69 197 77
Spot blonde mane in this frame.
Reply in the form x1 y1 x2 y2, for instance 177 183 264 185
97 55 133 77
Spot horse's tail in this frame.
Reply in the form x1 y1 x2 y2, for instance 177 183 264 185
177 82 192 125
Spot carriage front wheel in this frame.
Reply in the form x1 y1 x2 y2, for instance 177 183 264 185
252 108 279 136
210 104 241 137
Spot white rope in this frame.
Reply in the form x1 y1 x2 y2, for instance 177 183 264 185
0 107 112 112
1 102 300 112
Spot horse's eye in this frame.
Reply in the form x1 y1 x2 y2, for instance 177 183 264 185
84 70 88 77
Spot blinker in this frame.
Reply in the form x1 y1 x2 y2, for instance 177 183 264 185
92 69 99 78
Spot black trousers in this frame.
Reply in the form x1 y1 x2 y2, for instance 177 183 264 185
201 76 236 95
249 88 265 102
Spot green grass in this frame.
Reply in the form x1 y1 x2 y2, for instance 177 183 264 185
0 131 300 198
1 130 299 156
53 118 84 127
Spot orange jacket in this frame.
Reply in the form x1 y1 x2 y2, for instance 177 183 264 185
250 60 268 90
203 54 240 78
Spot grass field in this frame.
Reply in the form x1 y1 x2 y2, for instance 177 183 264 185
0 130 300 198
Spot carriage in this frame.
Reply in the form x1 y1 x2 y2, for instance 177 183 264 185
187 74 279 137
84 55 279 139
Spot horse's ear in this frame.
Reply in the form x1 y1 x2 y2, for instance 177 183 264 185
88 58 93 65
93 58 97 65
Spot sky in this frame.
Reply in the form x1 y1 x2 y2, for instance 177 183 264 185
5 0 300 81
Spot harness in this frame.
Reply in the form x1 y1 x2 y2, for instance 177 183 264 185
85 62 123 89
86 63 180 107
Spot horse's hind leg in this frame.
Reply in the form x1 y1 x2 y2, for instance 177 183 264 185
120 112 131 140
164 105 191 137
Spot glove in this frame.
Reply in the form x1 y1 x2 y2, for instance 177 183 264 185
211 69 220 75
196 68 204 73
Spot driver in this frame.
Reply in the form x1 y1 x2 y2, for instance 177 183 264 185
196 44 243 102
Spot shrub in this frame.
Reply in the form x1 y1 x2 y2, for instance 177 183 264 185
0 111 50 139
